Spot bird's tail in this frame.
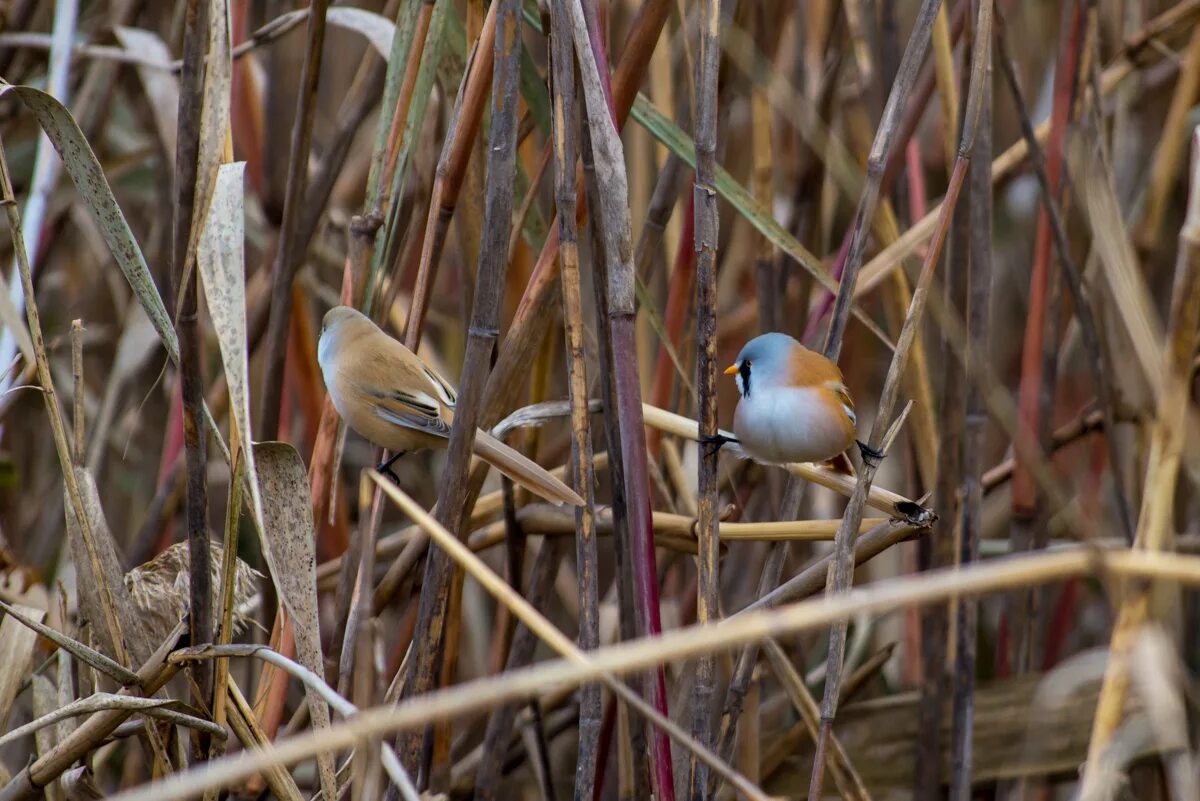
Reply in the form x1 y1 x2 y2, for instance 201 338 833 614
472 429 584 507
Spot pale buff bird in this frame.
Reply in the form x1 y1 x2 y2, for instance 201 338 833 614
719 332 880 466
318 306 583 506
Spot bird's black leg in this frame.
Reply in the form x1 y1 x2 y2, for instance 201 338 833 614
376 450 407 484
701 432 738 459
856 439 885 467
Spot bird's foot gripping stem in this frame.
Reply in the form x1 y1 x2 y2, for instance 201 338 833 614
375 450 407 485
856 439 885 468
701 433 738 459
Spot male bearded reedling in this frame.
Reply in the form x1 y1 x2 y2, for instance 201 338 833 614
317 306 584 507
719 332 882 466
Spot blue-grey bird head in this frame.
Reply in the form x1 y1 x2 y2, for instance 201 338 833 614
729 332 799 398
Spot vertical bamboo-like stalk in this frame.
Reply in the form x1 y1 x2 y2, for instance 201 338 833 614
174 0 212 743
548 3 602 796
257 0 330 439
396 0 522 782
809 3 992 796
1080 131 1200 800
688 0 720 796
951 9 992 795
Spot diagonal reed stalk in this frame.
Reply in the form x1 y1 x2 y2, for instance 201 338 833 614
97 545 1200 801
395 0 523 785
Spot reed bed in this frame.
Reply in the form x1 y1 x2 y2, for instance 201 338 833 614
0 2 1198 799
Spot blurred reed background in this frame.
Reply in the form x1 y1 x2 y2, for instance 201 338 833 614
0 0 1198 799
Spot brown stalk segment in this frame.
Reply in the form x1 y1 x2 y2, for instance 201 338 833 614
396 0 523 784
688 0 721 796
548 2 603 796
258 0 331 440
173 0 212 749
810 3 993 795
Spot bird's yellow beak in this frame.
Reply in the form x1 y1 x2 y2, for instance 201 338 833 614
723 363 739 375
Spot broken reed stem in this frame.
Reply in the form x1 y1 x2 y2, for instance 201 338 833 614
809 3 992 796
1079 130 1200 798
547 3 603 797
396 0 522 782
689 0 721 795
993 8 1133 544
173 0 212 748
257 0 330 439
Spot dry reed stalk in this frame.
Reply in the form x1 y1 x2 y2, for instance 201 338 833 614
1136 22 1200 250
547 2 603 794
950 8 992 794
258 0 330 439
809 3 992 795
173 0 213 742
374 476 768 801
1079 131 1200 799
689 0 721 796
853 1 1199 301
99 546 1200 801
395 0 523 783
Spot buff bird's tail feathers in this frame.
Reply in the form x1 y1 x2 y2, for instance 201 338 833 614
472 429 584 507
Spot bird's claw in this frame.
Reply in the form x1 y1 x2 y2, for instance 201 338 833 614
375 450 407 485
701 433 738 459
856 439 885 466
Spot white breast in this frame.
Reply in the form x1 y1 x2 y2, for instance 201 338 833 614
732 386 852 464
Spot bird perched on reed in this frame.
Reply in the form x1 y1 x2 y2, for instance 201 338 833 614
318 306 584 507
717 332 880 467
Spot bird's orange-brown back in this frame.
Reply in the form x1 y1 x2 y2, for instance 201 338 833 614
786 344 846 388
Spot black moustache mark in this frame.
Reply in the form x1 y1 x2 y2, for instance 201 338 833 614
739 360 752 397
